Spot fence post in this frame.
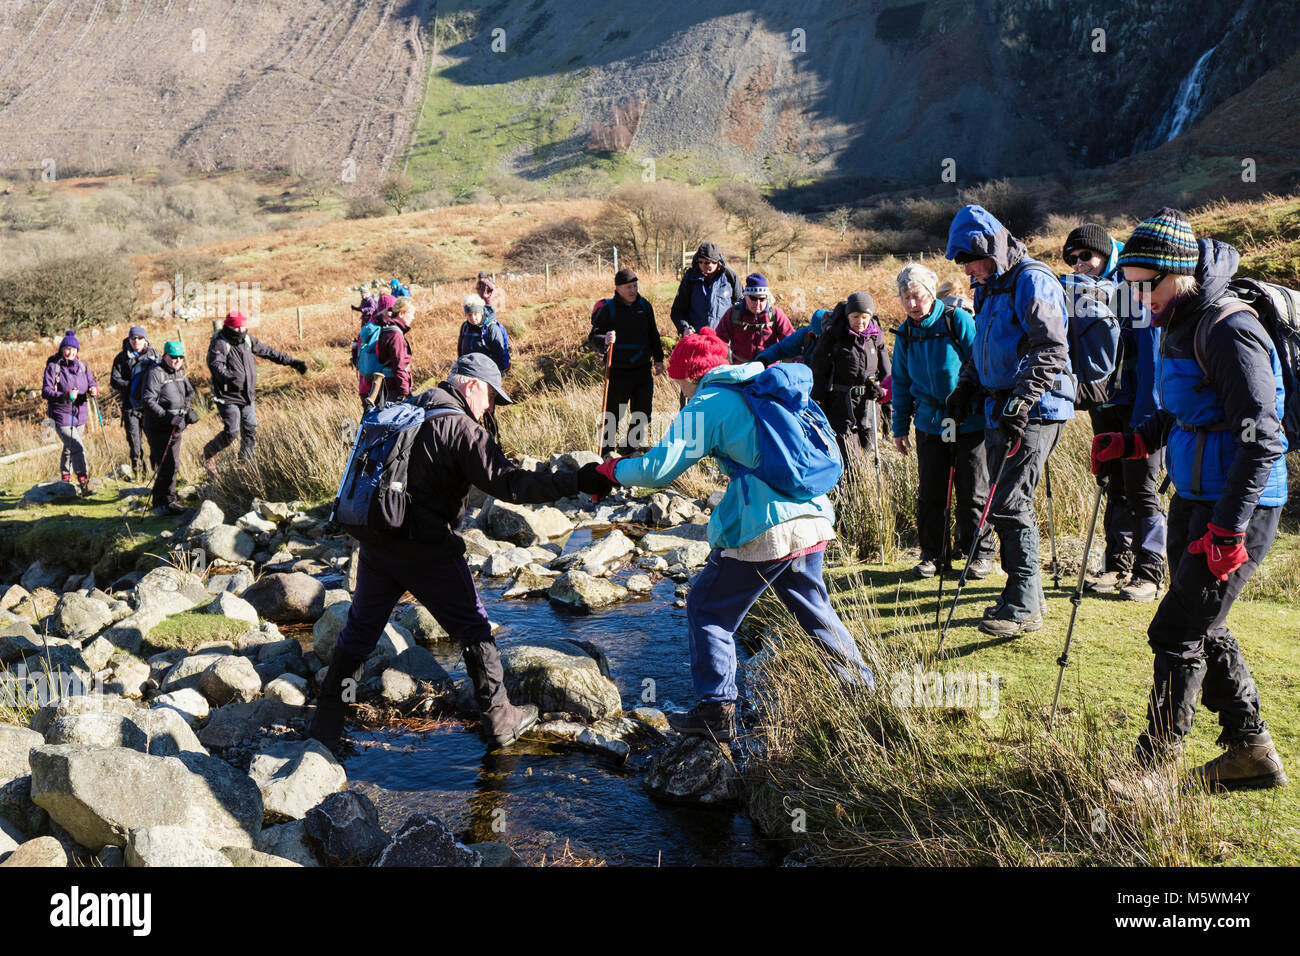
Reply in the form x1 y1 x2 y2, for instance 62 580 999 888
655 250 660 274
858 253 862 270
681 240 687 271
612 246 619 272
824 251 828 273
545 263 550 292
786 250 790 273
176 326 184 348
296 307 303 342
746 250 751 273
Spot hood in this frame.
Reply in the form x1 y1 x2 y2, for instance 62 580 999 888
1179 238 1240 325
691 241 727 273
809 308 828 336
1101 237 1122 280
699 361 765 387
381 314 411 333
945 204 1027 276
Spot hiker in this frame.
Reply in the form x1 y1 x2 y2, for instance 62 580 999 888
669 241 743 335
358 296 414 411
592 327 873 740
809 292 892 464
310 352 614 753
716 273 795 363
890 264 994 580
476 272 501 311
1095 209 1288 790
140 340 198 515
1063 224 1166 602
109 325 158 478
203 310 308 471
943 204 1076 637
389 278 410 299
457 293 510 372
352 293 393 372
587 267 665 457
41 330 100 496
755 308 829 367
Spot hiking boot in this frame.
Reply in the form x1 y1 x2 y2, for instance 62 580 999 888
462 640 538 748
913 559 938 579
309 648 366 755
483 702 539 748
978 613 1042 637
1120 578 1160 603
152 500 188 517
983 598 1047 620
1189 732 1289 792
1084 569 1125 593
76 475 94 497
966 558 994 579
667 701 737 742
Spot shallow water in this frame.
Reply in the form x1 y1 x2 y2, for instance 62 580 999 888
338 529 782 867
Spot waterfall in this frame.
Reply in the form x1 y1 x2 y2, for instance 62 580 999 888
1144 44 1220 148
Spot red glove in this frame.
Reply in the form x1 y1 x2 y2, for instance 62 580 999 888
1090 432 1147 475
878 375 892 404
1188 523 1248 582
596 457 623 485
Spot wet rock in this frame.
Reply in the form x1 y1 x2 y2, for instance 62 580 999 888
374 814 481 867
241 572 324 624
196 700 306 750
205 567 254 595
248 740 346 824
198 655 263 706
202 592 259 626
395 604 449 644
255 819 321 867
645 736 739 805
0 835 66 867
486 500 573 546
502 563 559 599
551 528 636 576
304 791 388 866
501 638 622 722
629 707 669 730
532 719 631 762
626 574 653 594
639 523 710 552
127 825 232 867
187 500 226 536
547 570 628 612
52 593 112 642
469 841 525 867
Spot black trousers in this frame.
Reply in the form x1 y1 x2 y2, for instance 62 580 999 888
204 400 258 462
915 429 994 562
123 407 145 465
1089 404 1167 581
145 420 181 507
601 367 653 457
1145 495 1276 745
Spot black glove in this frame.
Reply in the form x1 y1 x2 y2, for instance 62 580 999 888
944 380 980 423
291 359 308 375
862 379 885 401
1000 395 1031 448
575 462 616 500
170 415 185 431
185 408 199 425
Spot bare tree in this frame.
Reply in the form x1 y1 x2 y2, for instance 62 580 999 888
381 173 419 214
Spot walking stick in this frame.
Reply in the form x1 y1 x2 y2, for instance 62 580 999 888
594 331 615 503
934 442 958 627
937 437 1021 655
88 395 118 490
1045 460 1060 589
869 403 886 564
1050 475 1109 727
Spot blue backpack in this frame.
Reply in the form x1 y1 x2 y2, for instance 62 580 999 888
357 322 401 379
495 318 512 372
333 402 459 538
709 363 843 501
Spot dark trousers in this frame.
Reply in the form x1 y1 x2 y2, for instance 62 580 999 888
145 420 181 507
984 418 1064 620
204 400 258 462
915 429 993 563
1145 495 1276 745
123 408 145 466
601 367 653 457
1089 405 1167 581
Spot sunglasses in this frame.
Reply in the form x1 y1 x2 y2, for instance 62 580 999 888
1121 269 1167 291
1065 251 1098 265
745 294 768 302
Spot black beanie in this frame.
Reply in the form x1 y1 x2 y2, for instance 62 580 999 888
1062 223 1111 260
846 291 874 315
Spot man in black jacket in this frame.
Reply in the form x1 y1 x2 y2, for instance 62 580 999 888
588 268 665 457
669 241 742 335
140 340 198 515
109 325 158 478
310 353 614 753
203 310 307 472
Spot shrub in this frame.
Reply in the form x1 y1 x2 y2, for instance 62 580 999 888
381 173 420 214
504 217 596 272
345 192 388 220
373 243 446 285
714 180 803 263
0 252 137 339
596 181 720 270
957 179 1042 237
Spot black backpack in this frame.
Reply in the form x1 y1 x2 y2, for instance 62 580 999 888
128 356 160 410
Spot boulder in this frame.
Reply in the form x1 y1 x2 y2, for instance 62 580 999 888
158 652 228 695
20 562 66 593
0 585 32 614
202 592 259 626
97 608 164 656
639 523 710 552
0 621 42 665
253 638 300 663
487 501 573 546
198 655 263 706
502 563 559 599
150 689 210 727
648 492 702 528
380 648 453 705
500 638 622 722
126 825 233 867
664 542 711 570
374 814 481 867
467 842 526 867
205 567 254 595
80 636 115 673
557 450 602 470
644 736 739 805
254 500 298 523
247 740 346 824
395 604 449 644
532 719 631 762
236 511 278 535
44 714 148 752
255 819 322 867
219 846 303 867
547 570 628 612
483 549 527 577
311 603 350 660
30 746 263 851
264 674 307 706
303 791 388 866
629 707 670 730
0 815 20 860
134 567 209 618
104 656 151 698
460 528 506 558
0 835 66 867
0 723 46 837
196 699 306 750
551 528 636 576
201 525 256 564
241 573 325 625
625 574 653 594
323 589 351 608
128 707 207 756
187 500 226 536
28 696 141 736
52 593 112 642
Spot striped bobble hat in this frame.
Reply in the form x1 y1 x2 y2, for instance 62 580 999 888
1117 208 1199 276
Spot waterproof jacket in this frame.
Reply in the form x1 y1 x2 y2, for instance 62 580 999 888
207 328 297 406
41 355 98 428
587 294 664 372
612 362 835 550
360 315 412 400
670 247 742 334
457 305 509 371
139 361 196 426
755 309 827 367
109 339 158 410
1092 236 1161 429
809 303 892 434
891 299 985 437
716 303 795 363
396 385 581 553
946 205 1075 421
1135 239 1287 529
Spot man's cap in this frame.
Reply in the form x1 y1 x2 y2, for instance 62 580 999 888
163 340 185 357
449 352 513 405
129 325 147 339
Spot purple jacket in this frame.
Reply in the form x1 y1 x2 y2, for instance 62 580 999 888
42 356 99 427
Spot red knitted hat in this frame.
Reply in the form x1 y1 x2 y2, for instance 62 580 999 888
223 310 248 329
667 327 730 380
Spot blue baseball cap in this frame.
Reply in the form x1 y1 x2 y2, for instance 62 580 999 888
449 352 512 405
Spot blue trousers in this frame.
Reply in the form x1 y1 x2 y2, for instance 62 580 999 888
686 547 874 703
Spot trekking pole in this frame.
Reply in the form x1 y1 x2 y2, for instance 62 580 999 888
1049 475 1109 728
934 443 958 627
870 404 886 564
936 437 1021 656
593 331 615 503
88 395 118 491
1044 460 1060 589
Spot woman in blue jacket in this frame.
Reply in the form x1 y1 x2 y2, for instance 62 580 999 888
1093 209 1287 792
890 263 993 580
